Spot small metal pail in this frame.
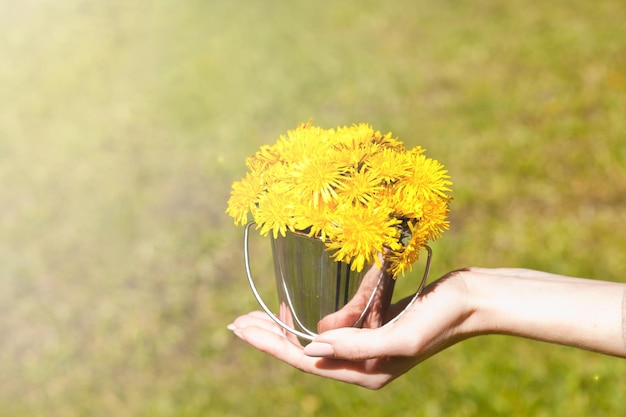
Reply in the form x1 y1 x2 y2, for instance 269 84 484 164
244 222 432 343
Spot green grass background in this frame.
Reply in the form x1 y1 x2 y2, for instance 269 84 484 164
2 0 625 415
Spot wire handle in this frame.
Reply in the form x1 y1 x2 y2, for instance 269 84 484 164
244 222 315 340
243 222 432 341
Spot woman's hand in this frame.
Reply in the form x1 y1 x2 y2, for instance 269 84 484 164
229 269 473 389
229 268 626 389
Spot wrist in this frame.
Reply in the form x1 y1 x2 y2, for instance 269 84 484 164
448 268 494 338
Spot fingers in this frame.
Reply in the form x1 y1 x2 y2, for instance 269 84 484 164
229 312 376 383
229 311 414 389
229 312 382 364
307 324 412 360
318 263 397 333
229 312 315 370
230 311 282 335
317 303 365 332
230 310 386 361
232 310 410 361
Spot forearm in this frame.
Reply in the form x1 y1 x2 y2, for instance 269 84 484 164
464 268 626 357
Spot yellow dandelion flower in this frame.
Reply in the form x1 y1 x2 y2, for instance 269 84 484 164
332 143 377 171
291 156 347 207
335 166 384 205
226 120 453 278
387 219 429 277
225 172 265 225
253 186 296 238
333 123 376 150
419 195 451 240
398 151 452 200
386 187 424 221
365 147 413 185
372 130 406 150
275 124 330 164
292 199 334 241
325 205 401 272
250 144 281 168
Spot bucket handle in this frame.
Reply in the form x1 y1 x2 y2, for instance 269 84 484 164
244 222 432 341
244 222 316 341
382 245 432 329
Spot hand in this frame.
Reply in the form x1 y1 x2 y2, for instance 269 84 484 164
229 267 626 389
317 260 397 333
229 269 473 389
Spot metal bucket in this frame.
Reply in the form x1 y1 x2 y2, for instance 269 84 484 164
244 222 432 343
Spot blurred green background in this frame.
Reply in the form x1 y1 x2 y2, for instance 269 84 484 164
1 0 625 415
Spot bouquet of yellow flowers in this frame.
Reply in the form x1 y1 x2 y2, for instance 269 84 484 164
226 121 452 278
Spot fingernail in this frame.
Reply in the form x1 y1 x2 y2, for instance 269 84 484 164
304 342 335 357
227 323 244 338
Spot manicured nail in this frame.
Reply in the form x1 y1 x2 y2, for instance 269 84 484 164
227 323 244 338
304 342 335 357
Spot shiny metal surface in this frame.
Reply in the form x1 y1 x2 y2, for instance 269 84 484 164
270 228 369 338
244 222 432 343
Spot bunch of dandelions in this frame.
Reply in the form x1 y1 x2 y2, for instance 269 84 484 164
226 121 452 278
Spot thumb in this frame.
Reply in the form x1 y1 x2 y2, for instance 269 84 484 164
317 304 364 333
304 326 404 360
